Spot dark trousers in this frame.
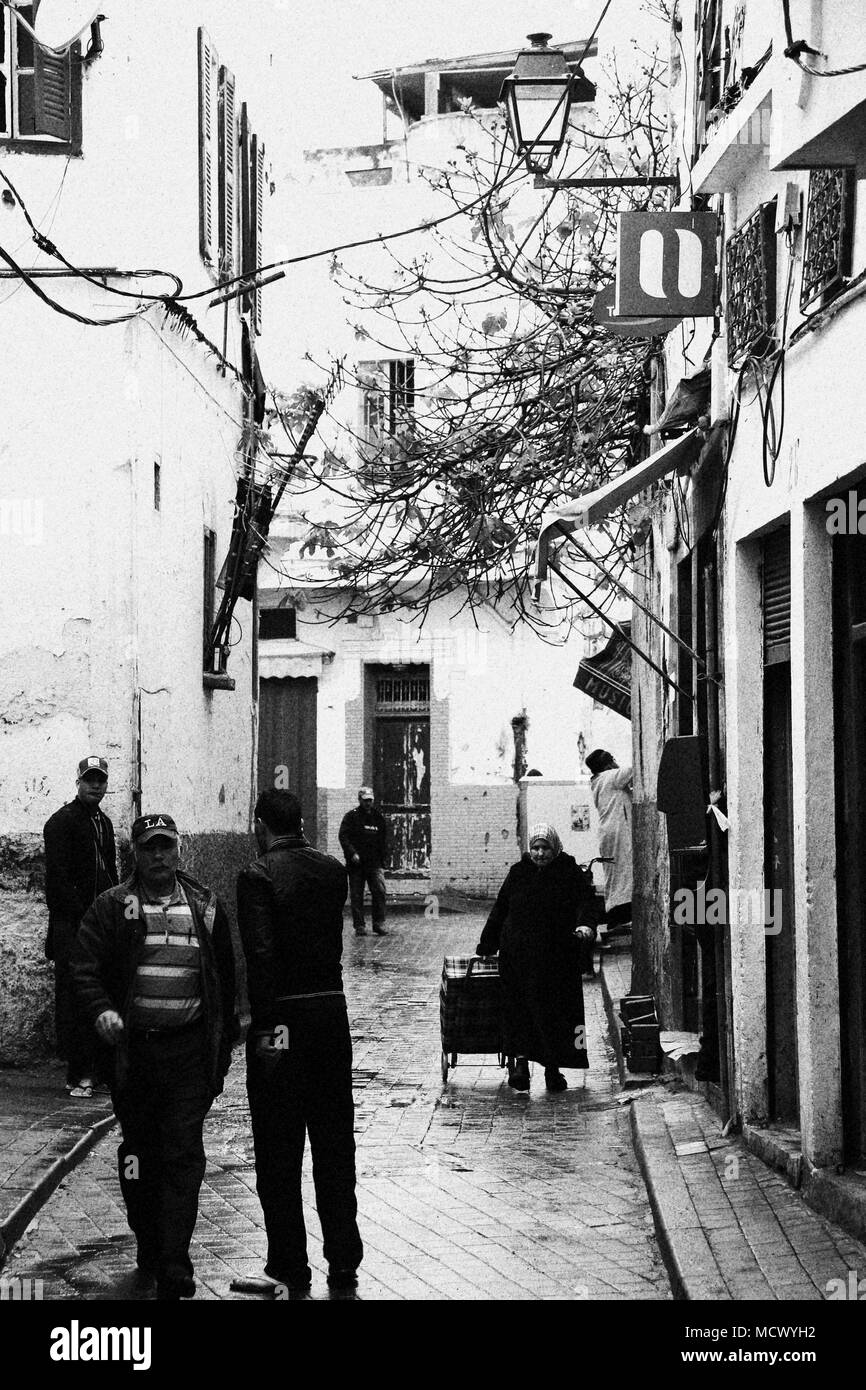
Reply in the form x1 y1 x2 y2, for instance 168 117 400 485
246 998 363 1279
348 862 386 930
53 918 98 1085
112 1022 213 1291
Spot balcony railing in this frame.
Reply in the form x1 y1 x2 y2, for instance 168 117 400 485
800 167 855 311
725 201 776 364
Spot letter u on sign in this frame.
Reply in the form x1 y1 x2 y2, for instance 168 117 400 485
617 212 718 319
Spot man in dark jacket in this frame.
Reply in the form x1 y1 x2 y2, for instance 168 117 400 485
71 813 237 1301
338 786 388 936
237 788 363 1295
43 755 118 1096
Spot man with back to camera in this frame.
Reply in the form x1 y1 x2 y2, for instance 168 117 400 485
585 749 633 932
43 755 118 1097
71 812 237 1301
338 786 388 936
237 788 363 1295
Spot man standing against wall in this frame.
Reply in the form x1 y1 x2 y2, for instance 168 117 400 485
585 749 633 932
237 789 363 1295
71 813 237 1301
338 786 388 936
43 755 118 1098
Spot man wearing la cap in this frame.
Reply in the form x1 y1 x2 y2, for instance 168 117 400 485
43 755 118 1098
71 812 237 1301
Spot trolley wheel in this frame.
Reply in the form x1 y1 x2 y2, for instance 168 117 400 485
440 1050 450 1083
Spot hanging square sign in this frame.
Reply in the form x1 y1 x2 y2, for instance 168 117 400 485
616 211 718 318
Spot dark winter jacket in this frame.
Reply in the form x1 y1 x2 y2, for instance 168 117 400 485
70 869 238 1095
476 851 600 1068
43 799 118 958
338 806 388 866
236 834 349 1032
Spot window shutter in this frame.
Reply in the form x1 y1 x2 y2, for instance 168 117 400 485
197 28 218 266
218 64 237 278
762 528 791 665
253 136 265 333
33 45 73 140
239 102 253 311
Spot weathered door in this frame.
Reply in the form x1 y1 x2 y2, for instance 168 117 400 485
373 670 431 873
762 530 798 1125
258 677 318 844
833 516 866 1160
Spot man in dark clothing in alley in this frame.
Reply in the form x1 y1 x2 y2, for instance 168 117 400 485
338 786 388 936
71 813 237 1301
237 789 363 1295
43 755 118 1097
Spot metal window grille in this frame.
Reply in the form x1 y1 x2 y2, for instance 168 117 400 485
725 201 777 364
800 167 855 311
375 674 430 712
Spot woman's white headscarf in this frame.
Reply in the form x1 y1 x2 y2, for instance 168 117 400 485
528 822 563 858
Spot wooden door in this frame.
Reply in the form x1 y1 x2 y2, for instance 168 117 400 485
258 677 318 844
833 520 866 1159
374 716 431 873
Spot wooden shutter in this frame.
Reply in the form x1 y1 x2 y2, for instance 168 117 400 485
33 45 72 140
762 528 791 665
197 28 218 266
239 102 253 311
218 64 236 277
253 135 265 333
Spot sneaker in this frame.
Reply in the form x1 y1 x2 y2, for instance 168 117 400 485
66 1083 93 1099
544 1068 568 1092
327 1268 358 1290
353 926 368 936
372 924 387 936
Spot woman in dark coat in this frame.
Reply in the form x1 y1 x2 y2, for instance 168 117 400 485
476 823 599 1092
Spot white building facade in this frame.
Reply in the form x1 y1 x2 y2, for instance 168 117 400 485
0 2 279 1058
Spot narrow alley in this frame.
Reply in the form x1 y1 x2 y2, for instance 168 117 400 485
9 909 670 1302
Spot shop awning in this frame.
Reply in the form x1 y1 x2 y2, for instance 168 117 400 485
574 622 632 719
534 427 702 586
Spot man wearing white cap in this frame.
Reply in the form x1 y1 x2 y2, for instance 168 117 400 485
338 787 389 935
43 755 118 1097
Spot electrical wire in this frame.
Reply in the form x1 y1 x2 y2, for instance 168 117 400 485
782 0 866 77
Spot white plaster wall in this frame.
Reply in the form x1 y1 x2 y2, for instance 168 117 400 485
0 284 253 844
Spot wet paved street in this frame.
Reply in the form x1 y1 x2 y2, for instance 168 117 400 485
11 909 671 1301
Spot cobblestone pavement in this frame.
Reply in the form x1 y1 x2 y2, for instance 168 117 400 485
7 909 671 1302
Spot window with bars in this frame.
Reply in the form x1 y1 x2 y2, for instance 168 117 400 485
360 359 416 445
0 2 81 148
800 167 855 311
725 201 776 364
375 674 430 712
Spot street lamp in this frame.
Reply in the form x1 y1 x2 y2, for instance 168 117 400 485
501 31 677 192
499 33 595 177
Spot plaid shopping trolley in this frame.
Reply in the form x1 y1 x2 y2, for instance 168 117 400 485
439 954 510 1083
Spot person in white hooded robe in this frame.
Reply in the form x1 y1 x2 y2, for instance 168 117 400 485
585 749 633 930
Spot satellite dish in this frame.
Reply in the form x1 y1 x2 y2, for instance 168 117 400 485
34 0 101 52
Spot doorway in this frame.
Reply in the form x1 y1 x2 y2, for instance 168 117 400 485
832 512 866 1160
372 667 431 874
258 676 318 844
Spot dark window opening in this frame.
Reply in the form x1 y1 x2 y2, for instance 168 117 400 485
203 528 216 668
259 607 297 640
153 461 161 511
